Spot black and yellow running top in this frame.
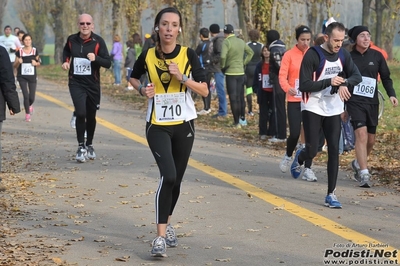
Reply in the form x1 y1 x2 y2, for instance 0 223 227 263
131 44 206 126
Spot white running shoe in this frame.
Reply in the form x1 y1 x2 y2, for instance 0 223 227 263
359 173 371 188
197 109 211 115
269 137 286 143
76 146 87 163
302 168 317 182
165 224 178 247
279 154 292 173
151 236 167 257
70 114 76 129
86 145 96 160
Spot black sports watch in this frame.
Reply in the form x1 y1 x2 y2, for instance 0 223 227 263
180 74 188 84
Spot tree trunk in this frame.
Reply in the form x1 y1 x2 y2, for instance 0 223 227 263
374 0 383 46
362 0 372 25
50 0 65 64
0 0 7 27
307 1 318 35
235 0 246 38
112 0 122 37
271 0 278 29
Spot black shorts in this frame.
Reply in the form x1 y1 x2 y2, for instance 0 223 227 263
346 102 378 134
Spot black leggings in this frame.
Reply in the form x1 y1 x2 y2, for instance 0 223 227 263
18 77 36 114
245 64 256 113
226 75 245 124
146 120 195 224
286 102 312 168
298 111 341 194
201 71 212 110
69 85 99 146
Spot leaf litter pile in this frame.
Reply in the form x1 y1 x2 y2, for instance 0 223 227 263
0 133 69 265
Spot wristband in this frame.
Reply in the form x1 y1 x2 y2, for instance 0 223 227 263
138 84 144 96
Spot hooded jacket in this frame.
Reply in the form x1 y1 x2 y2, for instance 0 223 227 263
268 40 286 84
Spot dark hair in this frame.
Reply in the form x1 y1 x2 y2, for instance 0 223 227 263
199 27 209 38
21 33 32 42
18 30 25 36
154 7 183 61
132 33 142 46
260 45 269 61
4 25 11 30
248 29 260 42
314 36 325 46
126 39 134 48
325 22 346 37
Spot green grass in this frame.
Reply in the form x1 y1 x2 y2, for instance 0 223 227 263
393 46 400 62
377 64 400 131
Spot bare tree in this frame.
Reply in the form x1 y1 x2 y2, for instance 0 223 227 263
16 0 50 54
251 0 273 43
50 0 66 64
374 0 385 46
0 0 7 27
124 0 148 40
362 0 373 25
235 0 246 39
112 0 122 37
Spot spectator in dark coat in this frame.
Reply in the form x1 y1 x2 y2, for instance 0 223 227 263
0 45 21 192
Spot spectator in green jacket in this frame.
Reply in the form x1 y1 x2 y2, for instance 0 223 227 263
220 24 254 128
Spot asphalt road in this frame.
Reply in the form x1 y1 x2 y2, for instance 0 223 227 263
1 78 399 266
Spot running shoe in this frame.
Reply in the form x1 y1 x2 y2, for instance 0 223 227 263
302 168 317 182
165 224 178 247
351 160 361 182
76 146 87 163
290 149 304 179
70 114 76 129
268 137 286 143
248 112 254 116
151 236 167 257
259 135 267 141
25 114 31 122
239 118 248 126
279 154 292 173
359 173 371 188
324 194 342 208
232 123 241 129
86 145 96 160
197 109 211 115
29 105 34 115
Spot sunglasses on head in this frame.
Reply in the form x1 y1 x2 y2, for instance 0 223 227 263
80 22 91 26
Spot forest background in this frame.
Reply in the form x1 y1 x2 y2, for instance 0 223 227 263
1 0 400 64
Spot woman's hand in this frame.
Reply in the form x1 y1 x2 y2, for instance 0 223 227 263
142 83 155 99
167 61 183 81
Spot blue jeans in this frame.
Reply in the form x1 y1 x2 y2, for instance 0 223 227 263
113 59 121 84
214 72 227 116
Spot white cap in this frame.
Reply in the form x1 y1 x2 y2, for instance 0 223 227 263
325 17 337 27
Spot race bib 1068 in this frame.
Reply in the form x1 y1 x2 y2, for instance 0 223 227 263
353 76 376 98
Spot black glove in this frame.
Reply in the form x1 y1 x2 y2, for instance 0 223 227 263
330 71 346 94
